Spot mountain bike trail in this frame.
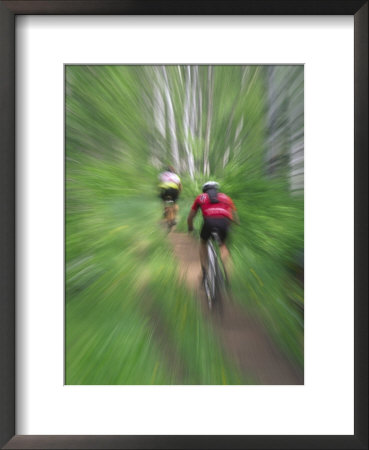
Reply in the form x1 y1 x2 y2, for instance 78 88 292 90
168 232 303 385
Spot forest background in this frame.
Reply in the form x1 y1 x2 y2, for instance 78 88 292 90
66 65 304 384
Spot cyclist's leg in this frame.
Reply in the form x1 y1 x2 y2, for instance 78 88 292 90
200 239 208 273
167 206 173 223
216 218 232 281
219 244 232 278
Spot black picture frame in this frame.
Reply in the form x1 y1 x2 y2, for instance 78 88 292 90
0 1 367 449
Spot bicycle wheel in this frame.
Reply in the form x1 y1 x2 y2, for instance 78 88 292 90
204 241 217 309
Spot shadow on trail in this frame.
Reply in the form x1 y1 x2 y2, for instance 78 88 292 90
168 231 303 385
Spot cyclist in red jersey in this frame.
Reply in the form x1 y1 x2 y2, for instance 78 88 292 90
187 181 239 281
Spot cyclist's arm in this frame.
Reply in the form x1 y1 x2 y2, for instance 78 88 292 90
232 209 241 225
229 198 240 225
187 208 197 232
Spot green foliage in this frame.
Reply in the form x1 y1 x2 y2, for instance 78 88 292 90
66 64 304 383
66 191 247 384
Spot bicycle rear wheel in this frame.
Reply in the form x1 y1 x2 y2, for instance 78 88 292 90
204 241 223 311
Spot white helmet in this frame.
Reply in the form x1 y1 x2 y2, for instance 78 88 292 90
202 181 219 193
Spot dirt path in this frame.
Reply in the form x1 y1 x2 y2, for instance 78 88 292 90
168 231 303 385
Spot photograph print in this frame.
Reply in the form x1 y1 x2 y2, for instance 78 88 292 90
65 65 304 385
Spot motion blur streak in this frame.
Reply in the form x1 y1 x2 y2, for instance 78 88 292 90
66 65 304 384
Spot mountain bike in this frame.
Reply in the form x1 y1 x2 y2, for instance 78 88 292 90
203 231 227 312
163 199 177 231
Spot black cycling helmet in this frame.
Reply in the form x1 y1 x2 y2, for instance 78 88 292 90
202 181 220 203
202 181 219 193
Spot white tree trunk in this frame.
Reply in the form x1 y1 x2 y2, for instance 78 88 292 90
182 66 195 179
162 66 180 171
203 66 213 176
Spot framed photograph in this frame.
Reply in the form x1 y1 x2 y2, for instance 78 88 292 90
1 1 367 449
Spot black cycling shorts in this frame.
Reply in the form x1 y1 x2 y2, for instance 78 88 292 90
160 187 179 202
200 217 230 243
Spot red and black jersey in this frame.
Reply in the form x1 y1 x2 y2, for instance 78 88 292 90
191 192 235 220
